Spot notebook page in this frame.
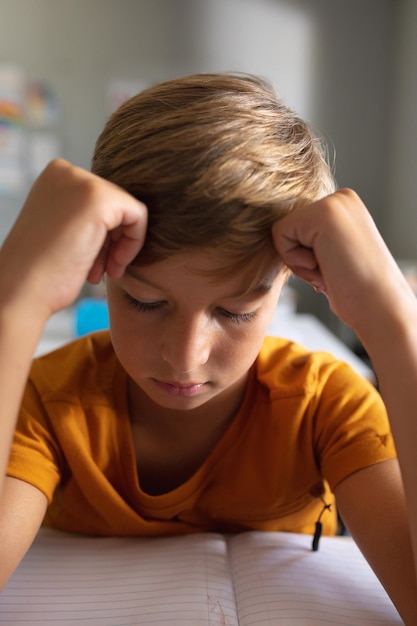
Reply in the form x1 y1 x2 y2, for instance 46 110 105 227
228 531 402 625
0 528 238 626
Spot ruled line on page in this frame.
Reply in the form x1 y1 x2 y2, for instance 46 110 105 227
227 531 402 626
0 529 238 626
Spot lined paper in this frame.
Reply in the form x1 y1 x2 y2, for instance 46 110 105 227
0 529 402 625
0 529 238 625
228 532 402 625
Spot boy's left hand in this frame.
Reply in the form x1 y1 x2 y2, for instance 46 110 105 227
271 189 409 335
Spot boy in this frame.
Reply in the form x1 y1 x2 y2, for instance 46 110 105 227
0 74 416 622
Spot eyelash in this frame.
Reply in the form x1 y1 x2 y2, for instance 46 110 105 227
218 309 258 324
124 293 164 312
123 293 257 324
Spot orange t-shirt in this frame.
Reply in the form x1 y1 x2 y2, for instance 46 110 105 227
7 332 395 537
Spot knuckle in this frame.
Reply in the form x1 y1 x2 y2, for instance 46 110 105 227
337 187 359 202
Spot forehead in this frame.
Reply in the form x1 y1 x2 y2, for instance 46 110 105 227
127 248 285 297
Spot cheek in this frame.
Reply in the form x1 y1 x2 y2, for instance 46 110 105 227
107 300 151 361
218 324 267 372
234 308 277 361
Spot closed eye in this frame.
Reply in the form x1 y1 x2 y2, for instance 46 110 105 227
218 308 258 324
123 293 165 312
124 292 258 324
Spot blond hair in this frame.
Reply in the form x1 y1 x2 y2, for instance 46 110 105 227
92 73 335 276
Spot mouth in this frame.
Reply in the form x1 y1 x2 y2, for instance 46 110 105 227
151 379 208 397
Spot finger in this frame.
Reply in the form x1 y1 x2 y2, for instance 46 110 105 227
88 216 147 283
106 216 147 277
106 236 144 278
87 235 111 284
279 244 319 272
88 198 148 282
272 222 328 293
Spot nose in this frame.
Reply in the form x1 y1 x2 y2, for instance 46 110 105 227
161 312 211 374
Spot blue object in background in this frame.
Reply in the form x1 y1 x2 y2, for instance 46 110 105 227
74 298 109 337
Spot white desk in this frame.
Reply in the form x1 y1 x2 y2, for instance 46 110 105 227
35 309 74 358
36 307 374 383
268 310 374 383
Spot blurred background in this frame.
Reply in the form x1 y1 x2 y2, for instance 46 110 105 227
0 0 416 347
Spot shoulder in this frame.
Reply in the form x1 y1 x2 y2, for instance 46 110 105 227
254 338 394 491
28 331 119 402
256 335 369 397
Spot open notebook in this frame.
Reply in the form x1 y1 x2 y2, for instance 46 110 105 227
0 528 402 625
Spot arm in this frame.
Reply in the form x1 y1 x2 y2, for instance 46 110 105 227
334 460 417 623
0 160 147 584
273 189 417 622
0 478 48 589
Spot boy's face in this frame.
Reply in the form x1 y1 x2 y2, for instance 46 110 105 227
106 249 286 414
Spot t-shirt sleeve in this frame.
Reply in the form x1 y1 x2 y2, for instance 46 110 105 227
7 379 63 502
313 360 396 490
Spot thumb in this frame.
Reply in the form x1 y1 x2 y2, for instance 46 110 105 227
272 219 327 293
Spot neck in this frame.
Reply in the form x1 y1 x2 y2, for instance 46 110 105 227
128 373 248 436
127 374 250 495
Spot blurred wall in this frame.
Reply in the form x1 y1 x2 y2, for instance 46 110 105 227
384 0 417 259
0 0 186 169
0 0 183 231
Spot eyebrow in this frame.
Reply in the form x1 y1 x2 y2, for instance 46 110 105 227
227 280 275 300
125 267 274 300
124 267 161 288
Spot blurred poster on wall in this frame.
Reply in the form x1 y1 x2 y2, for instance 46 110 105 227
26 81 61 181
0 67 61 194
0 65 26 195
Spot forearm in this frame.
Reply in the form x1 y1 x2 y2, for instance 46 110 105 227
0 295 46 492
356 289 417 572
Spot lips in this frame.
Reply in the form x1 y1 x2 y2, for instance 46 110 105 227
151 378 207 397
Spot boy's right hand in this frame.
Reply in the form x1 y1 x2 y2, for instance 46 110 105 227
0 159 147 320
